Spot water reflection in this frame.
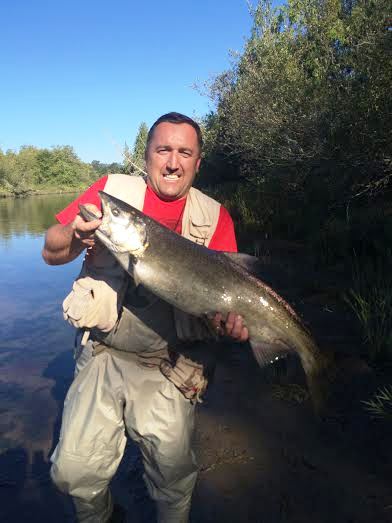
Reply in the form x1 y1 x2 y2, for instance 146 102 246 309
0 193 76 241
0 193 81 522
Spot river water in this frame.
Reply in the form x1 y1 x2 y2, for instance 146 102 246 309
0 193 83 522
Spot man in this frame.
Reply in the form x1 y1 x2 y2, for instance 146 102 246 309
42 112 248 523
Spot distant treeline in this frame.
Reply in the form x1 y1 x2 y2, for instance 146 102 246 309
0 120 150 196
0 145 125 196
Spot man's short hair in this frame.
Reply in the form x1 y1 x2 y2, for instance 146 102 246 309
146 112 203 155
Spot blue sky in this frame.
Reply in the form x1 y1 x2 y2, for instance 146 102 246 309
0 0 255 164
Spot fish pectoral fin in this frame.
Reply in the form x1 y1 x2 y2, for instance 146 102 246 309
249 339 293 368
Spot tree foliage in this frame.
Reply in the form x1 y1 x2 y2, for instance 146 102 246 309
200 0 391 246
0 146 98 195
124 122 149 175
202 0 391 185
91 160 125 176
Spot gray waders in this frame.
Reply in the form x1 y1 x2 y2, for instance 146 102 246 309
52 175 222 522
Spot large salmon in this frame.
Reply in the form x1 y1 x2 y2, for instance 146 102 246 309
80 191 334 412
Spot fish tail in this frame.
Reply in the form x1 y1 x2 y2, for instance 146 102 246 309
306 352 337 417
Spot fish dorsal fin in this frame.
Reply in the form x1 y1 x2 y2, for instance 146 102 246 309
222 252 261 275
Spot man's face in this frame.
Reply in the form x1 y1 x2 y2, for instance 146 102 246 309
145 122 201 201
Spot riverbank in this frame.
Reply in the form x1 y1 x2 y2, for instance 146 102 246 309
0 187 85 198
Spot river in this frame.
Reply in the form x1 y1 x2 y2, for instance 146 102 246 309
0 193 82 522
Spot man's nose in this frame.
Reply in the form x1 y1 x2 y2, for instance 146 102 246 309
166 151 179 171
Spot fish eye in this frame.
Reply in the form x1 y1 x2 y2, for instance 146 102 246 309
112 208 120 217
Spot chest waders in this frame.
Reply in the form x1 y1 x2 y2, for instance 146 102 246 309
52 176 224 523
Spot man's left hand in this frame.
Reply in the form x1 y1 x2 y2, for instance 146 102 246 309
211 312 249 342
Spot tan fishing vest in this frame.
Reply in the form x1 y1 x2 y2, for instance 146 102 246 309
88 174 221 353
104 173 220 246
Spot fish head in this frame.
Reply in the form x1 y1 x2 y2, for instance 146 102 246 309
97 191 148 256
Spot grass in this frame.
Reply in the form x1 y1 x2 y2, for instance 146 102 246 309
363 386 392 420
345 252 392 362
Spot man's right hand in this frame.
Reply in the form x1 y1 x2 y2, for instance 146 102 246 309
71 204 102 248
42 204 102 266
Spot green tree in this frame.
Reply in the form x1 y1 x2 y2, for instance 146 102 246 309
124 122 149 175
91 160 124 175
36 146 95 187
0 146 40 194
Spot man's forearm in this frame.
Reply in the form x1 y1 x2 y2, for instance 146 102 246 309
42 223 85 265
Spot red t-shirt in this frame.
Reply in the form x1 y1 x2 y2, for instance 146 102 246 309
56 176 238 252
